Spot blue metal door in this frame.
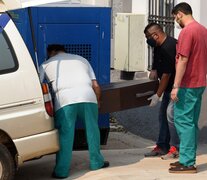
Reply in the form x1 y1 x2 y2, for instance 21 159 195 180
37 23 99 76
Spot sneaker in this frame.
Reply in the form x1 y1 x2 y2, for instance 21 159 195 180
161 146 179 160
145 145 167 157
169 164 197 174
170 161 182 168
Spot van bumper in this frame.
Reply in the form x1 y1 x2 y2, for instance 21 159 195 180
13 129 59 165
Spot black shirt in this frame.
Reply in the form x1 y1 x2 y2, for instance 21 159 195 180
152 36 177 92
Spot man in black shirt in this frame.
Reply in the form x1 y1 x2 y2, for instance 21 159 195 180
144 23 179 159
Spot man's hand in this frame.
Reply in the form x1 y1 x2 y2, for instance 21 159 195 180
147 94 160 106
171 88 179 102
149 70 158 80
92 80 101 108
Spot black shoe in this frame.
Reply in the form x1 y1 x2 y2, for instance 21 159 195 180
170 161 182 168
52 172 68 179
169 164 197 174
101 161 110 168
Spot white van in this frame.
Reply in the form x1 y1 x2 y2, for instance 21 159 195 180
0 12 59 180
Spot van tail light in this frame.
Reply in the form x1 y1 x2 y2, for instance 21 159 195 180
41 83 54 117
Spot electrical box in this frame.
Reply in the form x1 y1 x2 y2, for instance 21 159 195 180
114 13 146 72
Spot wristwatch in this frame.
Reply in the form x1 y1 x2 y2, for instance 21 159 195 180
173 84 179 89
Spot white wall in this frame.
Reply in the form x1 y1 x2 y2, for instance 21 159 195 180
200 0 207 27
80 0 93 4
1 0 67 10
131 0 148 14
131 0 149 71
80 0 110 6
94 0 110 6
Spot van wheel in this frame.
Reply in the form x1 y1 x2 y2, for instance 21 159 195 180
0 144 15 180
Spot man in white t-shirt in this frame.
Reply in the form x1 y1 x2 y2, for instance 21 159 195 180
39 44 109 179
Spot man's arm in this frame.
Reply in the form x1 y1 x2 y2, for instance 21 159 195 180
157 73 171 97
148 73 171 106
92 80 101 108
171 55 188 101
173 55 188 88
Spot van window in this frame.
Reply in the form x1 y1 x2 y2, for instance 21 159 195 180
0 30 18 74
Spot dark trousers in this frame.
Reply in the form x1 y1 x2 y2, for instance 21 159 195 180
167 100 180 149
156 92 170 152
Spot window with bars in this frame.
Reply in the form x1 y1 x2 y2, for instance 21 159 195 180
148 0 175 70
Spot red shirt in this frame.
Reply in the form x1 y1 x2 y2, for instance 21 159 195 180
176 20 207 88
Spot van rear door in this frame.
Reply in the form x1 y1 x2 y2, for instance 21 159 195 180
0 14 54 139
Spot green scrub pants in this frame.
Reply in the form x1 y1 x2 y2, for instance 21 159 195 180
54 102 104 177
174 87 205 166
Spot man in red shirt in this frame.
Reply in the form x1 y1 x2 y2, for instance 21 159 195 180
170 2 207 173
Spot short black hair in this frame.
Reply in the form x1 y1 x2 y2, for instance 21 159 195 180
47 44 66 53
172 2 192 15
144 22 164 34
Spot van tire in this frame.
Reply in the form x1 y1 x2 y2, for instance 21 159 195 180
0 144 15 180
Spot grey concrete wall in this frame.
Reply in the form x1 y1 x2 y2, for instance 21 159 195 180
200 0 207 27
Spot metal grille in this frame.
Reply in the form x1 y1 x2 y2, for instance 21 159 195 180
64 44 92 61
148 0 175 69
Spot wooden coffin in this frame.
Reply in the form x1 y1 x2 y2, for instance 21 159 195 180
99 79 159 114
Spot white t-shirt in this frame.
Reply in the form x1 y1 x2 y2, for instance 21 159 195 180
39 52 97 111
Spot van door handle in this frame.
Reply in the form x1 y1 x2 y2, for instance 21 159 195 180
136 91 154 98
